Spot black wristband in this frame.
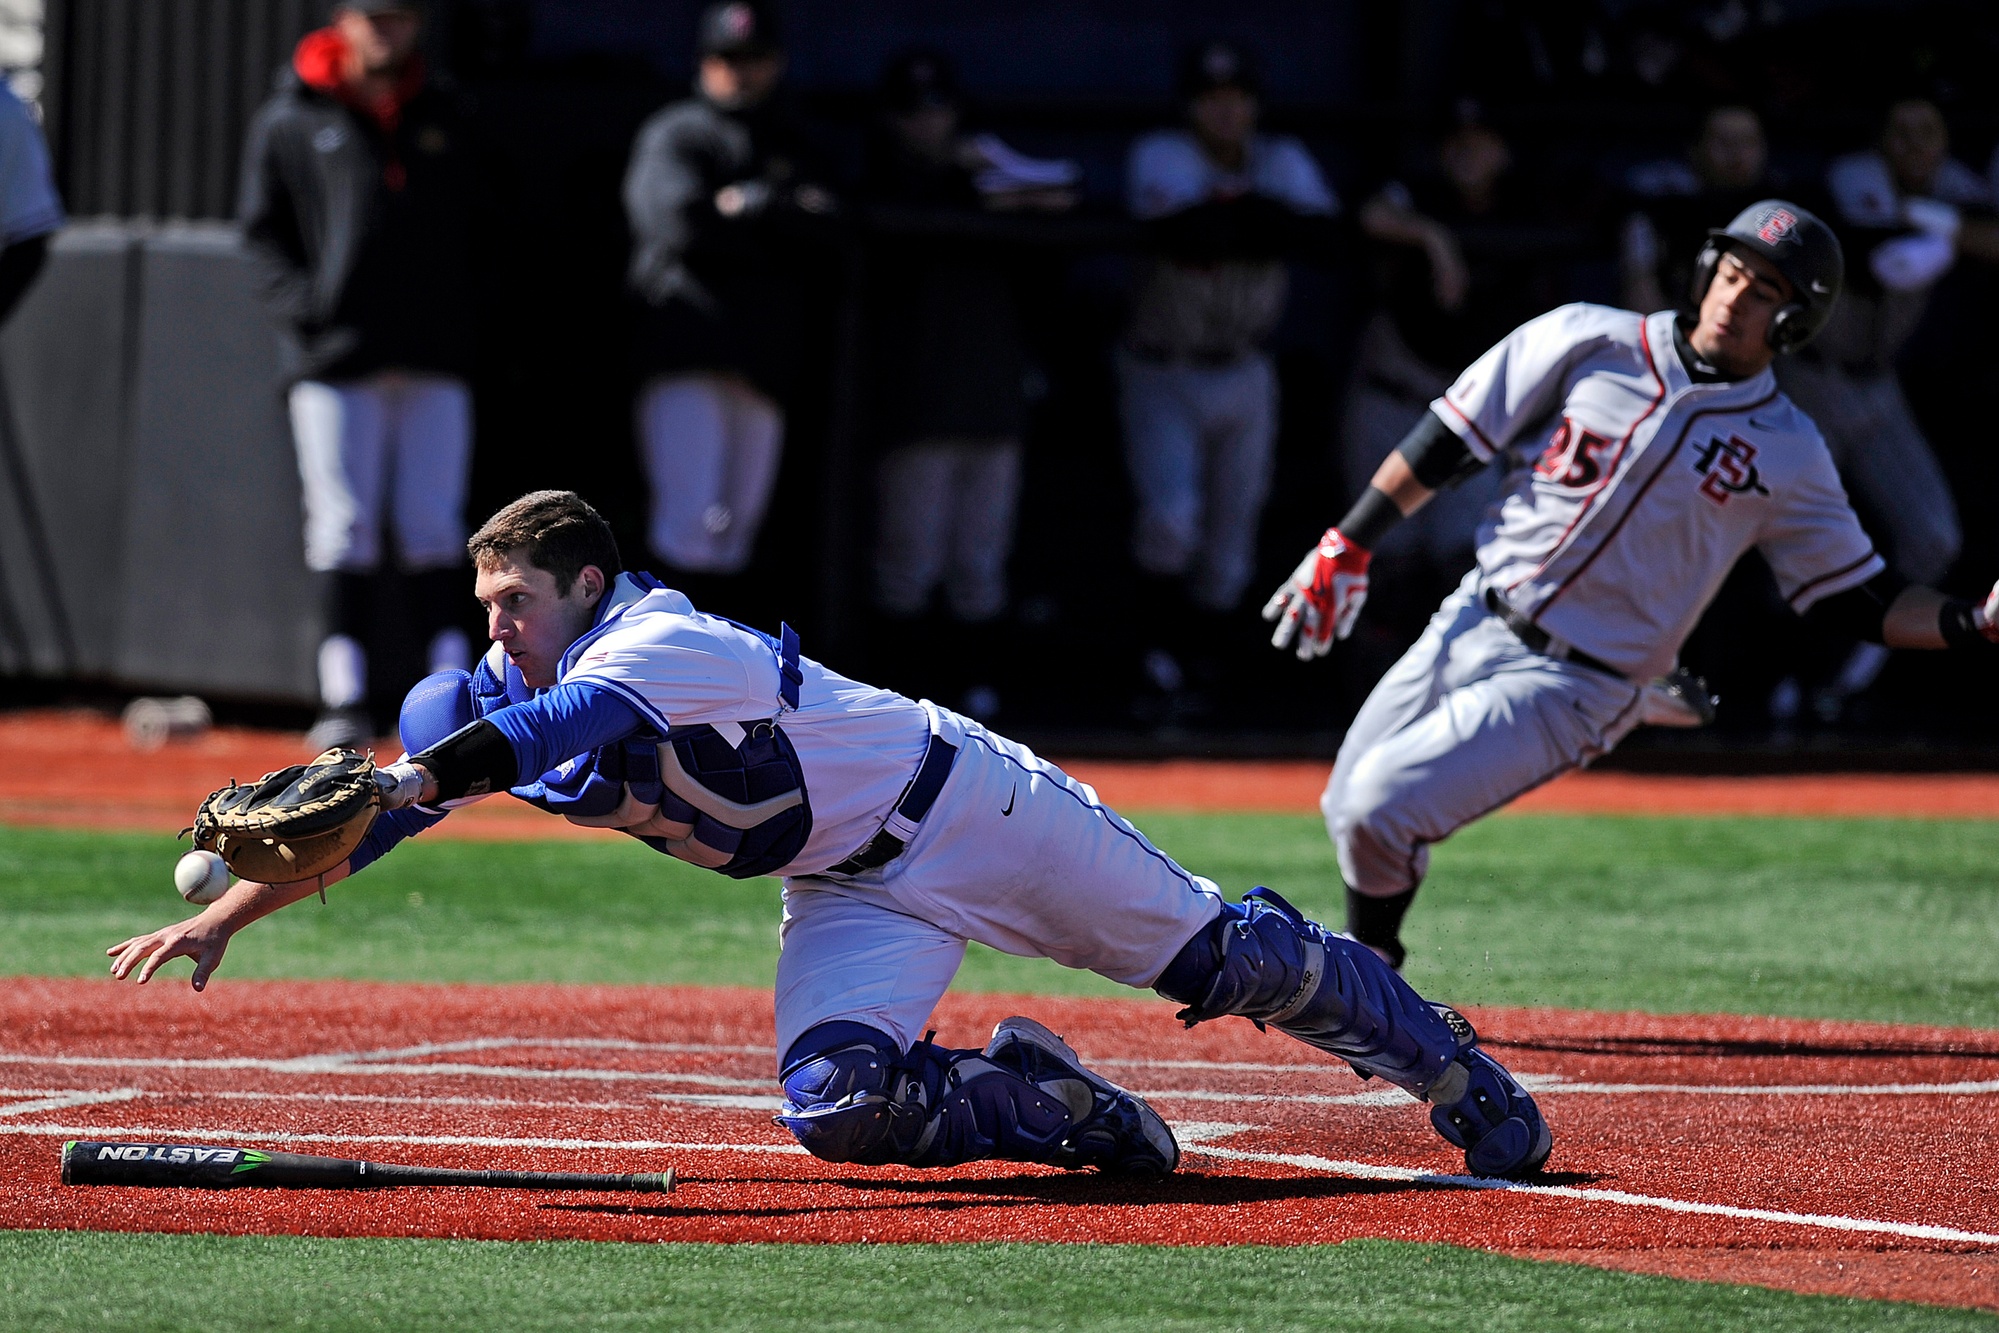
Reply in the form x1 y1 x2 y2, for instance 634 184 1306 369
1939 599 1999 653
1336 486 1402 552
411 719 520 802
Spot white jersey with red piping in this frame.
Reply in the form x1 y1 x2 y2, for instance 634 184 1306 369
1433 303 1882 682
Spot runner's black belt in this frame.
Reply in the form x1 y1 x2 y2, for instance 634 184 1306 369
824 733 960 876
1483 588 1626 680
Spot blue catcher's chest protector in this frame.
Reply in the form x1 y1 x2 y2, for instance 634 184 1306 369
474 595 814 879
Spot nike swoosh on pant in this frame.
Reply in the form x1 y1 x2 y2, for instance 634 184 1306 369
1001 787 1015 816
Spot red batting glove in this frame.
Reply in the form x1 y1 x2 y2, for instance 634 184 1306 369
1262 527 1372 660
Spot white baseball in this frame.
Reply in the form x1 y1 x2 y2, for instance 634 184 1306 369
173 850 230 905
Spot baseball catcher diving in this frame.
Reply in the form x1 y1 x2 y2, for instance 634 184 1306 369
1265 200 1999 971
111 490 1552 1179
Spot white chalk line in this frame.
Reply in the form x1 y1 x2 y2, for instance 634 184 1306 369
0 1087 753 1113
0 1122 807 1155
9 1038 1999 1112
1182 1142 1999 1247
0 1090 143 1117
0 1053 768 1088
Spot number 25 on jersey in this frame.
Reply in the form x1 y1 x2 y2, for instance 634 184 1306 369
1535 419 1614 489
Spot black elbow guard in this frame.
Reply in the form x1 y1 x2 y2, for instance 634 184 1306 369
1396 410 1484 490
1803 580 1897 644
410 720 520 803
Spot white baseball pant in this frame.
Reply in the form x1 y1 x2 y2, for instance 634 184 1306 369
1116 348 1276 611
289 372 474 573
637 373 784 574
773 706 1224 1059
1324 572 1646 901
873 438 1022 621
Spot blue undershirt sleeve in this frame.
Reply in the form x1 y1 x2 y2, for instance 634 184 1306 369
347 804 447 875
482 680 649 783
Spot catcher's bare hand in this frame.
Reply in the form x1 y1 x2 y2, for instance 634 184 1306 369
108 914 233 991
1262 527 1373 660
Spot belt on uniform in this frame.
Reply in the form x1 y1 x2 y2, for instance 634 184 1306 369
824 733 960 876
1482 588 1626 680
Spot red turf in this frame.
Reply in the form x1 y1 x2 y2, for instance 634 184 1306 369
0 977 1993 1312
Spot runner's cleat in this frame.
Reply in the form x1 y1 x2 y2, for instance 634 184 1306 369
983 1016 1180 1176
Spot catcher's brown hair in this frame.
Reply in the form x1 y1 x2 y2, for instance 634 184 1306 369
468 491 624 596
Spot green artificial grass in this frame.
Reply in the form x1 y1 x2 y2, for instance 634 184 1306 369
0 1233 1987 1332
6 814 1995 1028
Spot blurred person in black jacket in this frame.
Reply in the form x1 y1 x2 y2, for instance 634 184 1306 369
239 0 478 750
1619 106 1782 316
1341 115 1558 589
623 1 834 602
863 51 1076 718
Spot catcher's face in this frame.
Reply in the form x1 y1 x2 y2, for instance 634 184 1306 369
474 551 607 689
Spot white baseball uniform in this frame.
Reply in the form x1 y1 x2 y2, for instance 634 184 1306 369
364 573 1224 1060
1329 304 1881 899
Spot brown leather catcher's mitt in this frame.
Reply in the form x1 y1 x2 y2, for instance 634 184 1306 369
189 749 381 884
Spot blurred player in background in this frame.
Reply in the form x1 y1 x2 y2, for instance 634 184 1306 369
623 1 833 612
1118 39 1339 716
1774 98 1997 720
1342 111 1556 609
1266 201 1999 971
1619 106 1782 318
241 0 477 752
863 49 1076 719
0 78 62 325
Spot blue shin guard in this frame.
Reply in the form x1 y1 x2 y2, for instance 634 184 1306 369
774 1019 1177 1176
1159 888 1550 1177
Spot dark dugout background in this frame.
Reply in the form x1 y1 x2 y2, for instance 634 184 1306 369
30 0 1999 753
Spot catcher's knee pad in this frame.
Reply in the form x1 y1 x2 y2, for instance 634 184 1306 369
774 1019 1177 1176
774 1023 914 1164
399 669 477 755
1156 887 1458 1097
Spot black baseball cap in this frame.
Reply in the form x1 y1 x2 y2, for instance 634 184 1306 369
698 1 780 58
881 50 957 113
1179 39 1258 100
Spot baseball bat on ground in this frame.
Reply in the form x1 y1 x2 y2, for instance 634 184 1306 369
61 1140 675 1193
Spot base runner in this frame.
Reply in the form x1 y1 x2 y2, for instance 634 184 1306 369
1264 200 1999 970
111 490 1552 1179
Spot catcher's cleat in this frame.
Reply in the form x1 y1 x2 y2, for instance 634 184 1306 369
1423 1007 1552 1179
983 1016 1180 1177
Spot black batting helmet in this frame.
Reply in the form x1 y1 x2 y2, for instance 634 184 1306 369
1689 199 1843 355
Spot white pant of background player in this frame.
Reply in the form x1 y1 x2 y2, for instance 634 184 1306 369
774 705 1221 1059
874 439 1021 621
637 373 783 574
1116 348 1276 612
1324 572 1646 905
289 372 474 707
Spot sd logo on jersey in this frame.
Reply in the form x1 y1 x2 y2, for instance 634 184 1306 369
1691 434 1770 505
